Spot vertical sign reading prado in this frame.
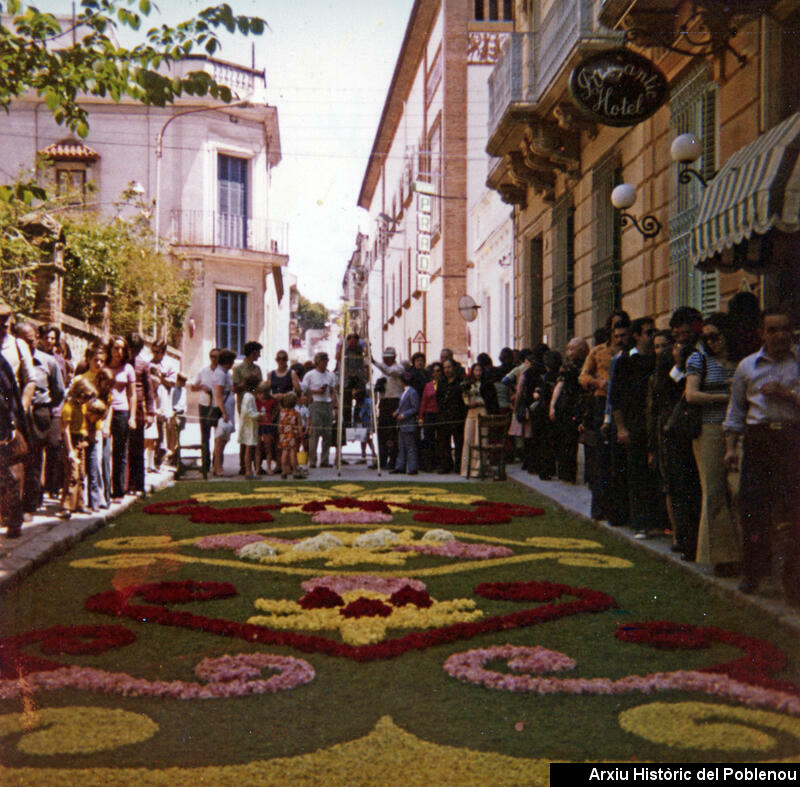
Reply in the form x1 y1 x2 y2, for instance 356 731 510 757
569 49 669 127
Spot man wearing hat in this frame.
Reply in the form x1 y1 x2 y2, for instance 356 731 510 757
371 347 404 470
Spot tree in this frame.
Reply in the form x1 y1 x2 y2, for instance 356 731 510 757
60 188 194 338
0 175 193 337
295 293 329 334
0 0 266 137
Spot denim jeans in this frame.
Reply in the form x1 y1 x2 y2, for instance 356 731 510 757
86 434 104 509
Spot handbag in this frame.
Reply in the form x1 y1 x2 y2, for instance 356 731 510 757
8 429 28 465
664 396 702 441
664 352 706 442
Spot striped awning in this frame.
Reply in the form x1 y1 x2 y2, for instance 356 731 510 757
691 111 800 269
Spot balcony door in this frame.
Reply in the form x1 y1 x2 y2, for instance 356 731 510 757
218 154 248 249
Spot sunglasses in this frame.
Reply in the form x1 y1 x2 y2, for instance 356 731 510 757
703 332 721 342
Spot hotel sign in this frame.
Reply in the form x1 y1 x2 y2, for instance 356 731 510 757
416 180 432 286
569 49 668 127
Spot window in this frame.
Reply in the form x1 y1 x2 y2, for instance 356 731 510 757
474 0 513 21
55 168 87 204
762 10 800 128
551 196 575 352
520 235 544 345
669 67 719 315
218 154 248 249
591 155 622 331
216 290 246 356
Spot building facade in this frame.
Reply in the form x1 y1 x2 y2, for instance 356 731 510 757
0 50 289 382
486 0 800 351
356 0 516 365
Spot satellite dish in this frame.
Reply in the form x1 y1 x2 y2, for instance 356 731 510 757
458 294 479 322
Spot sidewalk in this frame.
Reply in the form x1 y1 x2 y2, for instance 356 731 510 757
2 441 798 635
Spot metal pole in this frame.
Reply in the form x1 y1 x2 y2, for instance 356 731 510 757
362 310 381 476
336 308 347 477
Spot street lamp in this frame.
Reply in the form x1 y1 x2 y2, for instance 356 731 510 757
611 183 662 240
670 133 714 188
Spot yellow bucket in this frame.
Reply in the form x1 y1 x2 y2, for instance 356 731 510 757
297 450 308 466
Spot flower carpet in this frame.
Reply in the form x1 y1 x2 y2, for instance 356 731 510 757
1 480 799 784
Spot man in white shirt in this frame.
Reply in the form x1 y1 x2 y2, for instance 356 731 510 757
371 346 404 470
301 351 337 468
150 340 178 467
0 304 35 403
190 348 220 475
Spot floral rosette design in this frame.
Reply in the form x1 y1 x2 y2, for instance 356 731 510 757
248 576 481 646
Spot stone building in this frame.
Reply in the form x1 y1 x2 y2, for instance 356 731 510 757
486 0 800 350
356 0 516 364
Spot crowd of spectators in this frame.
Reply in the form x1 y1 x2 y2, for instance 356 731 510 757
2 297 798 606
0 300 190 529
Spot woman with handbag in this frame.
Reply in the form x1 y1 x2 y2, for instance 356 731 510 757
211 349 237 476
685 313 740 576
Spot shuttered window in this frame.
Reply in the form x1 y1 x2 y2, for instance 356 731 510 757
669 68 719 315
591 154 622 332
551 195 574 352
216 290 246 356
218 154 248 249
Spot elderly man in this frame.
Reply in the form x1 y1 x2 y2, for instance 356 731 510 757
16 321 64 514
301 351 337 468
190 348 220 475
436 358 467 473
724 308 800 603
549 336 589 483
371 346 405 470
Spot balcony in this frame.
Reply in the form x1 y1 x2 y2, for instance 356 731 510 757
487 33 538 155
538 0 625 100
167 210 288 257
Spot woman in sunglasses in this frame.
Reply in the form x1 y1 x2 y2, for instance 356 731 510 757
685 312 740 576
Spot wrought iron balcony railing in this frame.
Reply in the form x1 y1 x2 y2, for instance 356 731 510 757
166 210 288 255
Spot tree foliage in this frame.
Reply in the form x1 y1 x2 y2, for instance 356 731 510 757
61 199 194 338
0 176 51 312
295 293 329 333
0 175 193 338
0 0 267 137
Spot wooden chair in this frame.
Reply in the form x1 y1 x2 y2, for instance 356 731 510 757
174 421 208 480
466 412 511 480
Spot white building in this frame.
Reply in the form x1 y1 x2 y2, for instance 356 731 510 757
0 51 289 384
354 0 515 366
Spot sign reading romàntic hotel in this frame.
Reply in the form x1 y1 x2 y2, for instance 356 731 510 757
569 48 669 127
551 764 798 786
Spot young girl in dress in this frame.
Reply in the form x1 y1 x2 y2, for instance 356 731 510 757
278 392 303 479
238 372 261 478
255 380 278 474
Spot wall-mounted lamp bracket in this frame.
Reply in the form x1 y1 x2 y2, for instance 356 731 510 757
620 212 662 240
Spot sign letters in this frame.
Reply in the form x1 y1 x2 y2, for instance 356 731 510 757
569 49 668 127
